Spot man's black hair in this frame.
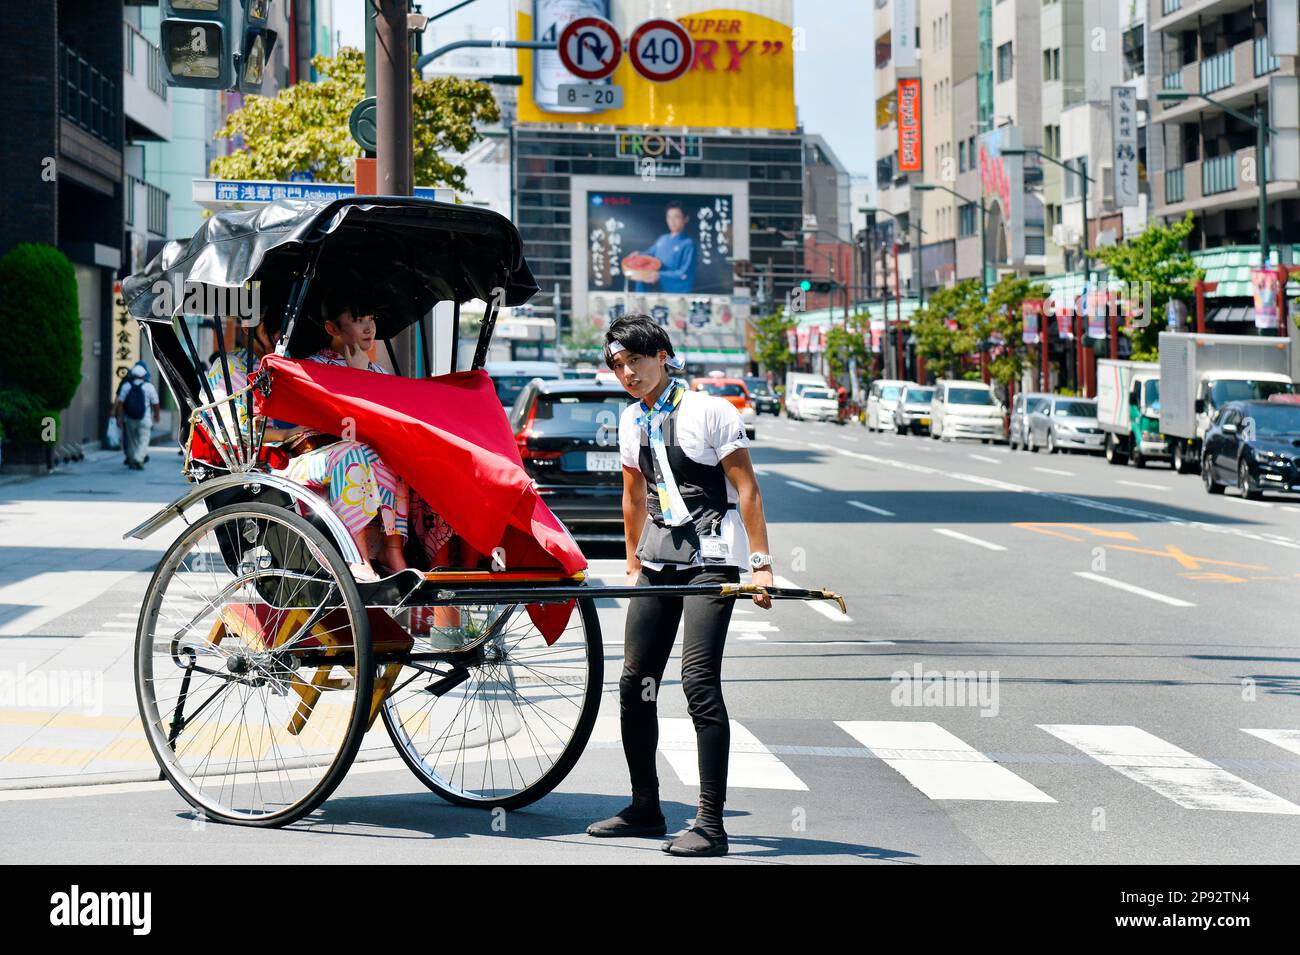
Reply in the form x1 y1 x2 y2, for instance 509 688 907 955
665 200 685 214
604 314 674 367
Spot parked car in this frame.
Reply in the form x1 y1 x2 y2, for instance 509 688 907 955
795 385 841 422
784 372 829 420
929 380 1004 442
1008 392 1052 451
509 378 632 540
1025 396 1104 454
691 376 757 440
865 379 908 432
485 360 564 408
891 385 935 435
1201 399 1300 499
744 376 781 415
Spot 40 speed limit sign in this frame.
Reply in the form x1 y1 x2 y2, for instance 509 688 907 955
628 19 694 82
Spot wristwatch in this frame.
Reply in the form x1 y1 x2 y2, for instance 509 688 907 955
748 552 773 570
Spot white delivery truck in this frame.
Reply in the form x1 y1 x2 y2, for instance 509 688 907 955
1096 359 1168 467
1158 332 1295 473
783 371 830 420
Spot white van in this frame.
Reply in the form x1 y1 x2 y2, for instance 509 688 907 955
929 380 1005 443
865 379 908 432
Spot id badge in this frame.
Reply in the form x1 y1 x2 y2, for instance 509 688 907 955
699 534 730 562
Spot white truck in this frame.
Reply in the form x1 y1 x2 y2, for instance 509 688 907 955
1096 359 1169 467
1158 332 1295 474
783 372 830 420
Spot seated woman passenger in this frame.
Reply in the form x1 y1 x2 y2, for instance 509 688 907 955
200 304 416 581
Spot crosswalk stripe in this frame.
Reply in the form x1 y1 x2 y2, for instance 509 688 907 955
773 575 852 623
933 528 1006 551
1039 724 1300 814
835 721 1056 803
1242 728 1300 758
848 500 895 517
659 718 809 791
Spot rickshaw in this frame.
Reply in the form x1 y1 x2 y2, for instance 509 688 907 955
121 196 845 828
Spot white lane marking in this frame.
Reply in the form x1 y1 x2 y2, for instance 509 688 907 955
753 468 769 476
773 574 852 623
968 454 1000 464
785 480 822 493
1115 479 1170 491
0 571 138 636
659 719 808 791
97 622 135 629
114 612 139 619
82 631 128 638
1039 724 1300 814
836 721 1056 803
933 528 1006 552
729 620 778 641
1073 572 1194 608
1283 505 1300 513
848 500 895 517
1032 466 1075 476
765 639 896 646
1224 496 1273 508
1242 728 1300 758
802 440 1300 551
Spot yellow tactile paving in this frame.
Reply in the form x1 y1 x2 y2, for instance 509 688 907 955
2 745 98 767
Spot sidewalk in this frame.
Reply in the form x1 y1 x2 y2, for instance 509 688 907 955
0 443 188 786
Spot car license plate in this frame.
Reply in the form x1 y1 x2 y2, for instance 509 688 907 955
920 418 930 425
586 452 620 472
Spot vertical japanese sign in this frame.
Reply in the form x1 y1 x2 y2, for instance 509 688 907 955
1251 267 1282 329
897 78 923 173
111 281 141 401
1111 86 1139 208
892 0 916 69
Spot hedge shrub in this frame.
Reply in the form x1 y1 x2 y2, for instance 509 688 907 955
0 243 82 412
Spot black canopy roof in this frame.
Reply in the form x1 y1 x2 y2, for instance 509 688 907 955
121 196 539 342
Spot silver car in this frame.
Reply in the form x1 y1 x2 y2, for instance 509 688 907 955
892 385 935 435
1009 392 1051 451
1026 396 1105 454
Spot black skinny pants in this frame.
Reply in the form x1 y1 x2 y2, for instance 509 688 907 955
619 562 741 829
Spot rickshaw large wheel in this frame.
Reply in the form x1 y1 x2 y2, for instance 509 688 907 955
136 501 374 827
380 596 602 810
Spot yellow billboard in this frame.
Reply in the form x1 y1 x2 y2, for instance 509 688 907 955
516 0 795 130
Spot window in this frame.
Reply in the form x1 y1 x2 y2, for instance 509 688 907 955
1042 47 1060 81
875 31 891 69
959 203 978 237
1043 125 1061 159
1122 25 1145 80
997 42 1014 83
1062 158 1084 199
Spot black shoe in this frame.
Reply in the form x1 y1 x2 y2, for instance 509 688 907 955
662 826 728 857
586 802 667 838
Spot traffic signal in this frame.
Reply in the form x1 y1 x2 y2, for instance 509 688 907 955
160 1 277 94
799 279 834 294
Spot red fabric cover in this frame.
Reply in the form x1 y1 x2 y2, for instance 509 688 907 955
255 356 588 584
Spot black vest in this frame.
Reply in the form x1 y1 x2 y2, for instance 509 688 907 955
635 400 735 565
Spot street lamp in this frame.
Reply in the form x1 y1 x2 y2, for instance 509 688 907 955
1156 88 1277 267
915 182 990 295
1001 146 1097 282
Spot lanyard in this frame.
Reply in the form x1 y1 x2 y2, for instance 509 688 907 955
636 378 692 527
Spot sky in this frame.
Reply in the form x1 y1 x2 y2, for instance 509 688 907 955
331 0 872 176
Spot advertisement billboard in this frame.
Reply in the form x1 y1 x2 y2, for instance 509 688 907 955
571 176 750 361
979 125 1025 267
516 0 795 130
896 78 922 173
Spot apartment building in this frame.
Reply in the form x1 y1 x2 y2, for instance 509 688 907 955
1149 0 1300 253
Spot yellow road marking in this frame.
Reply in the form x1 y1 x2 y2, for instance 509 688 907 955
1110 543 1269 572
1013 522 1139 542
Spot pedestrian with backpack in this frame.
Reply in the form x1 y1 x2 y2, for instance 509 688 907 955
112 362 159 470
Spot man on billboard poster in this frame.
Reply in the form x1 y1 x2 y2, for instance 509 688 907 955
633 201 698 293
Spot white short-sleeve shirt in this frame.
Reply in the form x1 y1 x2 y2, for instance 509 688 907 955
618 388 750 570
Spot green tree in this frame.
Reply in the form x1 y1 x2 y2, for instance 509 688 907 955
753 307 794 376
825 312 870 384
0 243 81 419
210 47 501 191
560 316 605 365
977 273 1049 391
911 279 982 377
1092 211 1203 360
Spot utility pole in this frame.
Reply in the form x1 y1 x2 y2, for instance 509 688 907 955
375 0 413 198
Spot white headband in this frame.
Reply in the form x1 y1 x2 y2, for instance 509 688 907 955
607 340 626 355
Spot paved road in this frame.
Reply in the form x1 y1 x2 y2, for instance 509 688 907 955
1 421 1298 863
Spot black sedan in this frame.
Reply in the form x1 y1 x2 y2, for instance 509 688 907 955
509 378 633 541
1201 400 1300 499
744 376 781 415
